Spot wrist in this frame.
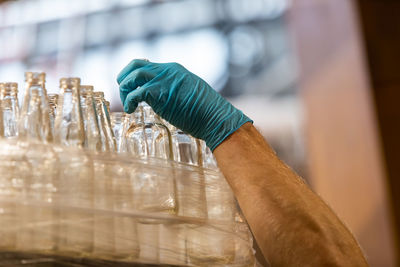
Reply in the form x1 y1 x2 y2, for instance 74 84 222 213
206 114 253 151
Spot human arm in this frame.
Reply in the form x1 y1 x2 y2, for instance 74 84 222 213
117 59 368 266
214 122 368 266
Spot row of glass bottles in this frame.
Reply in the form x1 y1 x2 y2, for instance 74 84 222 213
0 72 217 169
0 73 253 265
110 104 218 169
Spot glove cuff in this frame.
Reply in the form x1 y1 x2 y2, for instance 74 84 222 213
207 113 253 151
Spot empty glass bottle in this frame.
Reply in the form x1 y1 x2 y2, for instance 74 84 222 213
18 72 52 142
54 78 85 148
93 157 116 258
80 86 102 151
187 171 237 265
110 112 129 153
170 126 199 165
126 102 173 160
199 140 218 169
56 146 94 255
17 141 59 253
0 82 19 138
0 139 29 250
48 94 58 137
94 92 115 152
112 162 140 259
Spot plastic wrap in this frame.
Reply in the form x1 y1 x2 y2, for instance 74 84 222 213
0 139 255 266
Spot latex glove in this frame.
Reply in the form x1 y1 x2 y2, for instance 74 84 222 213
117 59 252 151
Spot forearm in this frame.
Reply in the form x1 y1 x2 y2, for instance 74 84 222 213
214 123 368 266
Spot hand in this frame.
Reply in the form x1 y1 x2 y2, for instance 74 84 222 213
117 59 252 151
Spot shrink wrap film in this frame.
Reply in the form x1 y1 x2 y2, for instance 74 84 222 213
0 139 255 266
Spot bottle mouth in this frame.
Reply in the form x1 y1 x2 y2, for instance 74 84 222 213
111 112 126 121
93 91 105 99
60 77 81 89
25 72 46 84
48 94 59 101
80 85 94 95
1 83 18 94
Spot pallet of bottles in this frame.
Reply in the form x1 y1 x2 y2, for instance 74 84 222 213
0 139 255 266
0 73 255 266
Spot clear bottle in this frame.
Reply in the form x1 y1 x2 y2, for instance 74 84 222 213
110 112 129 153
187 170 237 265
126 102 173 159
0 139 29 250
199 140 218 169
93 156 115 258
48 93 58 137
80 86 102 152
0 82 19 138
54 78 85 148
126 103 177 263
112 161 140 259
17 141 59 253
94 92 116 152
56 145 94 255
18 72 52 142
170 126 199 165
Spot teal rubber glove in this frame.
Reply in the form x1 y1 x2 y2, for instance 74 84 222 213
117 59 253 151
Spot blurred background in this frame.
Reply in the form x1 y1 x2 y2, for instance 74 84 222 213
0 0 399 266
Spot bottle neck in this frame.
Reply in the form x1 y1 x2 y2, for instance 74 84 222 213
0 90 18 98
131 104 162 124
111 112 126 124
0 83 18 98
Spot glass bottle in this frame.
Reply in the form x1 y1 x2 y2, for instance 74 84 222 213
80 85 102 151
110 112 129 153
93 156 115 257
126 103 177 263
170 126 199 165
112 161 140 259
18 72 52 142
94 92 116 152
0 82 19 138
54 78 85 148
199 140 218 169
0 139 29 250
48 93 58 137
56 145 94 255
187 170 237 265
126 102 173 159
17 141 59 253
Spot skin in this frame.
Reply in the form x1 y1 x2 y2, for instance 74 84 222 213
214 122 369 267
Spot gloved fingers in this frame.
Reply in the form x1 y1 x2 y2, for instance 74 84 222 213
117 59 152 84
119 68 156 103
123 86 148 113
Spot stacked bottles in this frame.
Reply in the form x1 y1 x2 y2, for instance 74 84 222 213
0 72 217 168
0 73 257 266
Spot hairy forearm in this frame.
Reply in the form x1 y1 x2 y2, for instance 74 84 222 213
214 123 368 266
